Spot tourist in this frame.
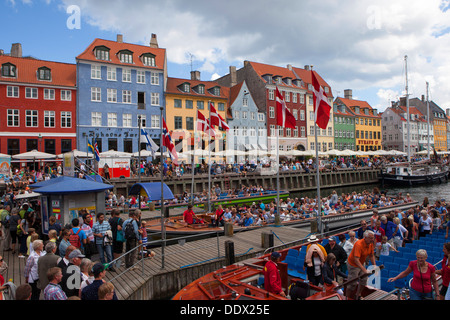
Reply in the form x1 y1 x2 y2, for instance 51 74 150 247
182 204 203 224
323 236 347 273
81 213 95 259
108 209 124 268
43 267 67 300
24 239 45 300
80 260 95 295
122 211 140 269
92 212 115 272
8 208 21 255
263 251 285 297
419 210 433 238
388 249 439 300
346 230 376 300
58 229 71 258
81 262 118 300
322 253 348 296
37 242 60 292
435 243 450 300
15 283 32 300
61 249 85 298
98 282 115 300
356 219 370 240
305 242 325 286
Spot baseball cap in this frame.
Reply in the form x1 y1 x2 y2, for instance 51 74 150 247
68 249 85 259
91 262 106 276
271 251 281 259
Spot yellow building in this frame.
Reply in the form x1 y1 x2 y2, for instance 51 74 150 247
336 90 382 152
433 117 447 151
165 72 229 163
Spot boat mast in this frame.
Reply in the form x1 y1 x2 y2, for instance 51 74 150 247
426 81 430 159
405 55 410 163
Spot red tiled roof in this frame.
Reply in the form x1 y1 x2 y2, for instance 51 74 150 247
166 77 230 100
337 97 380 118
0 55 76 87
247 61 305 89
76 38 166 70
291 67 333 97
229 81 244 106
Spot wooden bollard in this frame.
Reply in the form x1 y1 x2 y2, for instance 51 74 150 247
224 222 233 236
225 240 235 265
261 231 274 249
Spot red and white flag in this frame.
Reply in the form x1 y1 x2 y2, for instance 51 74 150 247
162 117 178 165
276 87 296 129
197 110 215 137
311 71 332 130
209 102 230 131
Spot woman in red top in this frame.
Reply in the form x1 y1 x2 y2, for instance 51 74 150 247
213 205 224 227
388 249 439 300
436 242 450 300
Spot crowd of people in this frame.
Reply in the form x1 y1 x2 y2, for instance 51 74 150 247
265 196 450 300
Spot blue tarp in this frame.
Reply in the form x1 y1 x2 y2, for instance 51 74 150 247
31 176 113 195
84 174 104 183
128 182 175 200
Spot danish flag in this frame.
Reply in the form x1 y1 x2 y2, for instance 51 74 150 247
275 87 296 129
197 110 215 137
209 102 230 131
311 71 332 130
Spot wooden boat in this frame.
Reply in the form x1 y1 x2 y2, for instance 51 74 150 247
145 201 419 236
379 162 449 186
172 233 397 300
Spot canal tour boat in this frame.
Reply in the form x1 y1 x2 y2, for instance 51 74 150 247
171 234 394 301
379 162 449 186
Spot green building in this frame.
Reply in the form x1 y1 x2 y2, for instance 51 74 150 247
333 102 356 150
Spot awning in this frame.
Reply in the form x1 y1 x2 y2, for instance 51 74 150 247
31 176 113 195
128 182 174 200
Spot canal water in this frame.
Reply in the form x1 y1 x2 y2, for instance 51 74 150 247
292 181 450 205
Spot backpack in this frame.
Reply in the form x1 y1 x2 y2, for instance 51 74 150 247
69 228 82 248
124 219 136 240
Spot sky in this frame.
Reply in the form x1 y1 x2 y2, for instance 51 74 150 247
2 0 450 113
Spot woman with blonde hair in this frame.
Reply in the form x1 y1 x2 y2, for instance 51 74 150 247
388 249 439 300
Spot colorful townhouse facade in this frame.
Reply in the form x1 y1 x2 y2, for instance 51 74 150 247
335 90 382 152
332 101 356 150
75 34 167 153
0 43 77 156
165 71 229 162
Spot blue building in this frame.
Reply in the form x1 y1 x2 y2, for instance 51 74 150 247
76 34 166 153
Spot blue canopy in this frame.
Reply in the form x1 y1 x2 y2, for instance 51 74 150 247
84 174 104 183
128 182 175 200
31 176 113 195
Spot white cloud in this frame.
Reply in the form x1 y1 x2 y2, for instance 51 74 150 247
58 0 450 109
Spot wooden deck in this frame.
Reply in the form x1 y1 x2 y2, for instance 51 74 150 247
1 223 311 300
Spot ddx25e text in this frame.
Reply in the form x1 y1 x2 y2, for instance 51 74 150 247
223 304 270 315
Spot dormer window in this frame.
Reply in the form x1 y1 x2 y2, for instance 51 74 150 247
2 63 16 77
262 74 272 84
141 53 156 67
194 84 205 94
179 82 190 93
94 46 110 61
119 50 133 64
209 86 221 96
37 67 51 81
284 78 292 85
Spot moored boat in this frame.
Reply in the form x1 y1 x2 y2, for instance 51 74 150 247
379 162 449 186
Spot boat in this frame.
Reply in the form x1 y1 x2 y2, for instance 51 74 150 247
171 232 396 300
379 162 449 186
145 201 419 236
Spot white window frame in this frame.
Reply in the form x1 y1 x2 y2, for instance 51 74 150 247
151 72 159 85
137 70 146 84
25 87 38 99
61 90 72 101
44 110 55 128
122 68 131 82
25 110 38 128
122 90 132 104
151 92 160 106
122 113 132 127
91 112 102 126
44 88 55 100
61 111 72 128
107 112 117 127
91 65 101 79
7 109 19 127
107 88 117 103
151 114 160 129
91 87 101 102
7 86 19 98
107 67 117 81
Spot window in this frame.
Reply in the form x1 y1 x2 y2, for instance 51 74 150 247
234 111 239 119
197 101 204 110
37 67 51 81
210 86 220 96
195 84 205 94
286 128 291 137
61 90 71 101
293 109 298 120
2 63 16 77
26 139 38 152
185 100 193 109
142 53 156 66
107 67 116 81
250 127 256 137
328 127 332 136
107 113 117 127
137 92 145 109
250 112 255 120
61 111 72 128
151 92 159 106
269 106 275 118
44 89 55 100
123 113 132 127
95 47 110 61
7 139 20 155
91 87 101 101
300 110 305 121
151 114 159 128
186 117 194 130
25 87 38 99
122 90 132 104
61 139 72 153
151 72 159 85
301 126 306 137
242 111 248 119
91 112 102 126
243 98 248 107
122 69 131 82
268 89 274 100
91 65 101 79
258 113 265 122
285 91 290 102
44 111 55 127
26 110 38 127
270 125 276 137
7 86 19 98
119 51 133 64
139 115 146 127
278 125 283 136
107 89 117 103
137 70 145 84
218 102 225 111
258 128 265 137
174 99 182 108
174 116 183 129
242 127 248 136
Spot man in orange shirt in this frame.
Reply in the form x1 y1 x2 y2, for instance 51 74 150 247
346 230 376 299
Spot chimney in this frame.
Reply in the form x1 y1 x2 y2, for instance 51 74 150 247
0 49 3 56
149 33 158 48
190 70 201 81
344 89 352 100
243 60 250 67
11 43 22 58
304 65 310 71
287 64 292 71
117 34 123 43
230 66 237 87
421 94 425 102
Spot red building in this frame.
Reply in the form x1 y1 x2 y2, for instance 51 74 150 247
0 44 77 156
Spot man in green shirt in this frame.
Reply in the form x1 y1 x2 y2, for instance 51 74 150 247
0 204 11 251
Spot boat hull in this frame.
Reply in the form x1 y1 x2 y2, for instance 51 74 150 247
379 171 449 186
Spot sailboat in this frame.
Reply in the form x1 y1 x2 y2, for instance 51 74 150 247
380 56 449 186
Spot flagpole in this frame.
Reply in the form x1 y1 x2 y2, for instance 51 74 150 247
314 122 322 236
208 101 212 214
275 87 281 226
160 107 165 269
138 115 142 183
191 112 197 204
